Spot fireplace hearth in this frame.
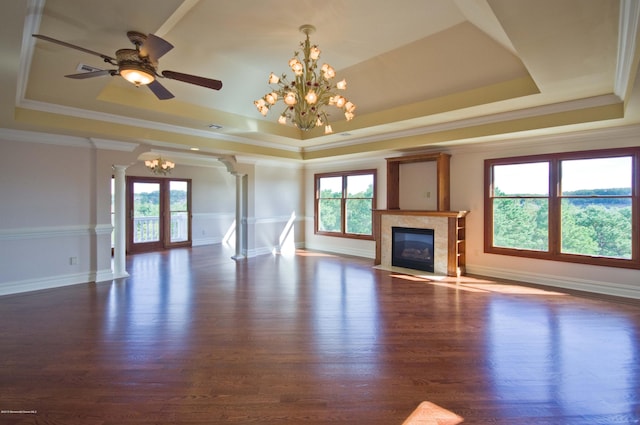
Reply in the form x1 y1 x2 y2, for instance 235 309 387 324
392 227 434 272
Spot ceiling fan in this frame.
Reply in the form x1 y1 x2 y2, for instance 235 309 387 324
32 31 223 100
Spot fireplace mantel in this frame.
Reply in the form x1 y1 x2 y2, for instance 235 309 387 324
373 209 468 276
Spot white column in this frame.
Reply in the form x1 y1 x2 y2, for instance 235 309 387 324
232 173 247 260
112 165 129 278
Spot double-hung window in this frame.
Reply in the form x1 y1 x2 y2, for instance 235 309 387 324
315 170 376 239
485 147 638 268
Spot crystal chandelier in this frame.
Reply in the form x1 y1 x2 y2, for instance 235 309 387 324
144 157 175 175
254 25 356 135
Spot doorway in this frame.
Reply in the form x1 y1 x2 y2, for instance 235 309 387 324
127 177 192 253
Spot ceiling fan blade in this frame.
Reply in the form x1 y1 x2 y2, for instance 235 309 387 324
32 34 116 63
140 34 173 63
148 80 175 100
64 69 114 79
162 70 223 91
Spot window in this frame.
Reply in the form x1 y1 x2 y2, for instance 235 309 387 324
315 170 376 239
485 148 638 269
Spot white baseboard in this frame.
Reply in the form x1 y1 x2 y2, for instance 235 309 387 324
192 236 222 247
95 269 115 282
467 264 640 300
246 242 305 258
0 268 113 297
303 243 375 259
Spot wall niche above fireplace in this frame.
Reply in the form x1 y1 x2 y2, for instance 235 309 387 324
386 152 450 211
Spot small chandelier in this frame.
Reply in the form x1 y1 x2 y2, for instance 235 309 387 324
254 24 356 135
145 157 175 175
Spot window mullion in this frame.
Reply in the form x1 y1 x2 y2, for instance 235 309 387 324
549 158 560 255
634 152 640 262
341 176 347 234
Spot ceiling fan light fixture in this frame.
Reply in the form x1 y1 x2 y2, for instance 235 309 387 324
120 63 155 86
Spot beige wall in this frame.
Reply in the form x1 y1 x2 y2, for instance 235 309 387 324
399 161 438 210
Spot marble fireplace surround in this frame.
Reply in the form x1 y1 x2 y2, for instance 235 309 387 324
373 210 468 277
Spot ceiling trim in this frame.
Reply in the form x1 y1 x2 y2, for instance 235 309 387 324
13 106 305 160
16 0 45 104
0 127 90 148
17 98 302 153
303 94 622 154
615 0 640 100
302 101 624 160
89 138 139 151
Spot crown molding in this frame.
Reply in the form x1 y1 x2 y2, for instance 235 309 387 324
303 94 622 154
17 99 302 154
0 127 140 151
0 127 90 147
89 138 139 151
615 0 640 99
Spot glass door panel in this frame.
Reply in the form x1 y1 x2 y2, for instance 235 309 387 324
133 182 161 243
128 179 164 253
168 180 190 244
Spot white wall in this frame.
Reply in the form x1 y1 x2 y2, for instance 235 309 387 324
0 131 306 295
0 136 112 294
252 161 305 256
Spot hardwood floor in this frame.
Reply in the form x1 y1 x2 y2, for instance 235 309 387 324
1 245 639 424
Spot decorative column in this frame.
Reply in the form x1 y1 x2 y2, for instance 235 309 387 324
232 172 248 260
112 165 129 278
217 155 249 261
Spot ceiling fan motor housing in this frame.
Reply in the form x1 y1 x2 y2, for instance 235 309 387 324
126 31 147 47
116 48 156 85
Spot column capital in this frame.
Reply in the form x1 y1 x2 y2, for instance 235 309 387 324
111 164 128 170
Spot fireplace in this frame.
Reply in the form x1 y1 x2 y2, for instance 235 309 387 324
374 210 467 276
392 227 434 272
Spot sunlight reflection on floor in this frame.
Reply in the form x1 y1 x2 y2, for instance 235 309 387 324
379 266 567 296
402 401 463 425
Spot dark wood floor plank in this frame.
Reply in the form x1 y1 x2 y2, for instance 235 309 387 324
1 245 639 424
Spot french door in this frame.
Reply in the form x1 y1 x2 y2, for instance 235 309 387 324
126 177 192 253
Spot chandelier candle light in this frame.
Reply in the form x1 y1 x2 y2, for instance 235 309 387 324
145 157 175 175
254 24 356 134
